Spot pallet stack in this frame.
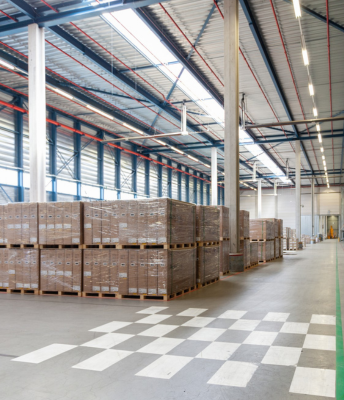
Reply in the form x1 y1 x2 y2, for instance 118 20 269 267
250 242 258 267
283 227 290 251
83 199 197 300
240 210 250 269
250 219 274 263
195 206 220 287
277 219 283 258
217 206 230 276
289 229 297 250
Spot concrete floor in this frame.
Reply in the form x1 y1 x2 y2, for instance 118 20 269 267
0 240 343 400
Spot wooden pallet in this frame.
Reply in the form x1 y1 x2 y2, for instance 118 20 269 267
240 237 250 240
39 244 82 249
81 242 196 250
0 244 39 249
250 262 259 268
40 290 82 296
197 277 219 289
82 286 197 301
0 288 39 294
244 265 251 270
250 239 274 242
197 241 220 247
220 237 230 241
220 270 231 276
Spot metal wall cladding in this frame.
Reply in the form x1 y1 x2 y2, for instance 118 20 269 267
0 107 15 168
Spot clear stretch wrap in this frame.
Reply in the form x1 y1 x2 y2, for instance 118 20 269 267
257 241 272 262
196 246 220 284
216 206 229 239
250 220 274 240
274 238 280 258
0 248 39 289
84 198 196 245
250 241 258 265
195 206 220 242
0 203 38 244
239 210 250 238
40 249 82 292
283 227 290 239
278 219 283 237
219 240 230 273
240 239 250 268
38 202 83 245
83 248 196 296
261 218 278 237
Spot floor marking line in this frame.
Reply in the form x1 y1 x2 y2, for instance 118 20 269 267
336 243 344 399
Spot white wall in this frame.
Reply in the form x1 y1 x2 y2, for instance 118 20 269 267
240 186 341 232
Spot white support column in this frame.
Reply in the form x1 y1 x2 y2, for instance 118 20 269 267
211 147 218 206
295 141 301 242
311 178 314 237
28 24 46 202
274 180 278 219
257 178 262 218
224 0 239 253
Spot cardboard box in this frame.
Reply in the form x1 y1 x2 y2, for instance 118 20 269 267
250 241 258 265
138 249 148 294
118 249 128 294
101 202 111 244
14 202 22 244
72 249 82 292
196 206 220 242
217 206 230 239
197 246 219 285
63 202 72 245
84 202 93 245
109 249 119 293
38 203 47 244
29 203 38 244
6 203 15 244
219 240 230 273
0 205 5 244
99 249 110 292
128 249 138 294
239 210 250 239
21 203 30 244
83 249 93 292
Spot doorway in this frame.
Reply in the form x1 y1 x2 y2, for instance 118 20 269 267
327 215 339 239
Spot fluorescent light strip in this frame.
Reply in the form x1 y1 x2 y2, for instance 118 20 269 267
155 139 166 146
320 147 324 152
0 59 15 70
302 48 309 66
52 88 74 100
313 108 318 117
309 84 314 96
123 123 143 135
187 155 199 162
86 105 114 120
318 133 322 143
170 146 184 155
293 0 301 17
316 124 320 132
322 155 325 160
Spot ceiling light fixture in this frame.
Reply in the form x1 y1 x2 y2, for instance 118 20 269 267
123 123 144 135
320 147 324 152
86 105 114 120
0 59 15 70
316 124 320 132
293 0 301 18
322 155 325 160
170 146 184 155
324 166 327 171
302 48 309 66
313 107 318 117
309 84 314 96
187 155 199 162
52 87 74 100
318 133 322 143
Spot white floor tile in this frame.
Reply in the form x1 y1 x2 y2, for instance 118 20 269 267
138 324 179 337
81 333 134 349
229 319 261 331
196 342 240 360
12 344 77 364
137 337 184 355
289 367 335 397
182 317 215 328
89 321 132 333
136 306 169 315
218 310 247 320
262 346 302 366
208 360 258 387
263 312 290 322
280 322 309 335
310 314 336 325
72 349 132 371
243 331 278 346
303 334 336 351
135 314 172 324
177 308 207 317
187 328 226 342
136 355 192 379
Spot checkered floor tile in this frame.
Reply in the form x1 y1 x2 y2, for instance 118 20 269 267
12 307 336 397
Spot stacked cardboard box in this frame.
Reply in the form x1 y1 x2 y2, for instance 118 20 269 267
274 238 279 258
1 203 38 244
250 242 258 266
216 206 229 239
240 210 250 238
39 202 83 245
289 229 297 250
0 248 39 289
240 239 250 268
216 206 230 274
83 248 196 296
40 249 82 292
257 241 274 262
263 218 278 238
196 206 220 242
219 240 230 274
197 246 219 285
84 199 195 245
250 220 274 240
277 219 283 237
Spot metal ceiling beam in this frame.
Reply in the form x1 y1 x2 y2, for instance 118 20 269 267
249 115 344 129
1 0 167 35
283 0 344 34
239 0 316 181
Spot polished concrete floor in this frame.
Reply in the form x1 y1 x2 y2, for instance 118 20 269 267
0 240 343 400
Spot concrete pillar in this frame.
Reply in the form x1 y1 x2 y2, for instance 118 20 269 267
274 181 278 219
28 24 46 202
211 147 218 206
311 178 314 237
257 179 262 218
224 0 240 253
295 141 301 241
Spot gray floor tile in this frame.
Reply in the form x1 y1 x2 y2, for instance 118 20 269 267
167 340 210 357
297 348 336 370
273 332 306 348
215 329 251 344
255 321 284 332
229 344 269 363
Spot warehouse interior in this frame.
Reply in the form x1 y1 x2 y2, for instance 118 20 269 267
0 0 344 399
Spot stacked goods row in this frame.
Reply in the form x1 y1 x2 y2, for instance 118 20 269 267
289 229 297 250
240 239 250 269
250 219 274 241
0 203 38 245
196 206 220 285
257 241 274 262
84 199 195 246
217 206 230 275
83 248 196 298
0 248 39 291
240 211 250 268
